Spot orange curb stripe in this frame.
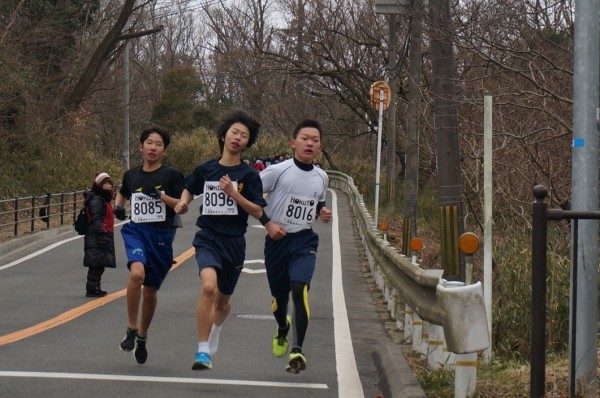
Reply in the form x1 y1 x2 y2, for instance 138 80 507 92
0 247 195 346
455 361 478 367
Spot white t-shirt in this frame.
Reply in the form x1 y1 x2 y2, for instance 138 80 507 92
260 158 328 233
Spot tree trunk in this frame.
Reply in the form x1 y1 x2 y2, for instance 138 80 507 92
62 0 137 112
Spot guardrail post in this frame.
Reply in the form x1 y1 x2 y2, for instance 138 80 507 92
60 193 65 225
427 323 445 369
13 198 18 237
30 196 35 232
404 305 414 341
41 193 51 228
412 312 425 356
455 352 478 397
531 185 549 398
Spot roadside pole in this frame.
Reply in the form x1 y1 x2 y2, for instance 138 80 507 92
370 81 391 229
482 93 492 362
570 0 599 395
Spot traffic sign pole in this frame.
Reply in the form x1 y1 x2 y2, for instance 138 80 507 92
374 88 385 228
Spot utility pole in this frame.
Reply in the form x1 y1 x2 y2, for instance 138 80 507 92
385 13 398 212
122 24 130 171
402 0 423 256
429 0 464 280
570 0 599 395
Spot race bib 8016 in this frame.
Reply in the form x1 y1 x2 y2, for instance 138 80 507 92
131 192 166 223
281 194 316 228
202 181 238 215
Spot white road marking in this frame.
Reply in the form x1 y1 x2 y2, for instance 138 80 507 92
242 268 266 274
0 371 328 389
0 237 81 271
243 258 266 273
0 221 128 271
330 189 365 398
244 259 265 264
237 314 274 320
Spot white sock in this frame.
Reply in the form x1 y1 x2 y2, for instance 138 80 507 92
208 324 222 355
198 341 210 354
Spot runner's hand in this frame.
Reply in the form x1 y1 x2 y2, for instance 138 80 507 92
265 221 286 240
114 205 126 220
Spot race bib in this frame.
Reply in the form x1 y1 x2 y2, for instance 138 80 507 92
281 194 316 228
130 192 166 223
202 181 238 215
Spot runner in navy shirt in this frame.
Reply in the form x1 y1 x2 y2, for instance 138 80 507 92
175 110 266 371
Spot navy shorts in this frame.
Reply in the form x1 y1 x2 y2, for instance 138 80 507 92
264 229 319 297
193 229 246 295
121 222 174 289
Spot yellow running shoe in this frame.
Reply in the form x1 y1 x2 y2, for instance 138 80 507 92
272 315 292 357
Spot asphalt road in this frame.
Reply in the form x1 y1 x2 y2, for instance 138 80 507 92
0 189 423 398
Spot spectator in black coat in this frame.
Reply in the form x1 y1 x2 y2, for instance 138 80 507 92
83 172 116 297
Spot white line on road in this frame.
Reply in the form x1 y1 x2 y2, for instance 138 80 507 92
0 236 81 271
0 371 328 389
242 268 266 274
330 189 365 398
0 221 129 271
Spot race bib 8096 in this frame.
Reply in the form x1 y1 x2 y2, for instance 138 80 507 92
202 181 238 215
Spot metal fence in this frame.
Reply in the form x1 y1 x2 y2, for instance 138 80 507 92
0 191 86 239
531 184 600 398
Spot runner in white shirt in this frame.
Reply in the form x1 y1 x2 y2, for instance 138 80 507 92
259 119 332 373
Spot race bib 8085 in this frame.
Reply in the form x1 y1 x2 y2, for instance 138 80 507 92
131 192 166 223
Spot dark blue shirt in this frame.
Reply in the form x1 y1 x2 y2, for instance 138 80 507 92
185 159 266 236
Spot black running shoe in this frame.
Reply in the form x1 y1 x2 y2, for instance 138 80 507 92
119 328 137 352
286 348 307 374
134 337 148 364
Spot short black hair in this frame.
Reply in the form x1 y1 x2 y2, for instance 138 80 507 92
292 119 323 139
216 110 261 152
140 127 171 148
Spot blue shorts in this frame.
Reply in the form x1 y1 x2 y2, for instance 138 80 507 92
193 229 246 295
121 222 174 289
264 229 319 297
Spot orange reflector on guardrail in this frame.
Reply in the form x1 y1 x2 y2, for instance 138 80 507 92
410 237 424 251
459 232 480 255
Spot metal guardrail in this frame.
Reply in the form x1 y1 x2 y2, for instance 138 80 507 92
327 171 445 326
0 191 86 239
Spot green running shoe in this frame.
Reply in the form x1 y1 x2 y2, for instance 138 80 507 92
272 315 292 357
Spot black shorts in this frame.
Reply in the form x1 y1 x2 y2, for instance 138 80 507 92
193 229 246 295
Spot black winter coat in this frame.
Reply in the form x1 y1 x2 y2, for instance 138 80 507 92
83 192 116 268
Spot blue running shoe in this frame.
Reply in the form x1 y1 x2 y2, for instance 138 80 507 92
192 352 212 370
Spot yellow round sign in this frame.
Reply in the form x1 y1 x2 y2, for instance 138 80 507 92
370 81 391 111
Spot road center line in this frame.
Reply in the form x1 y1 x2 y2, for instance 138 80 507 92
0 247 196 346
